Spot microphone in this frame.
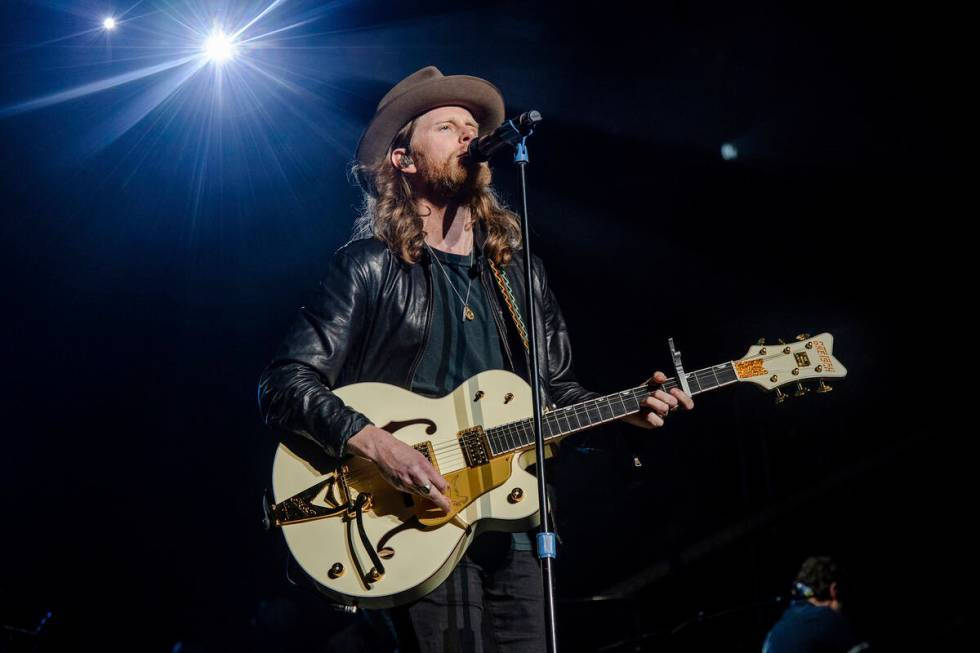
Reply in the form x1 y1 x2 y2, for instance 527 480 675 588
467 110 542 162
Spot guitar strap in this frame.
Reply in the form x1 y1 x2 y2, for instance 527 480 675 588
487 259 530 353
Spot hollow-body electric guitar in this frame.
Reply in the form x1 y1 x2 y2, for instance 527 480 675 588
266 333 846 608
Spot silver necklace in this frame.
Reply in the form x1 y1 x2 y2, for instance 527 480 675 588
425 242 476 321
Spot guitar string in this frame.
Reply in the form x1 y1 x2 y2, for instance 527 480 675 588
397 366 738 457
410 372 722 458
339 387 656 484
353 358 809 466
376 364 737 464
338 364 755 483
336 375 751 486
330 356 824 487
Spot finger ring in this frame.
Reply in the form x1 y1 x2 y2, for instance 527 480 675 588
416 483 431 495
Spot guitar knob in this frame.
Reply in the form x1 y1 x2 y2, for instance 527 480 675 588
817 380 833 394
794 382 809 397
775 388 787 405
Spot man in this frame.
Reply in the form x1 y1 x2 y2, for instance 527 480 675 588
763 556 867 653
258 66 693 652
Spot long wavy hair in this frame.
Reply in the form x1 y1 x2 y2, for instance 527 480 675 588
351 119 522 266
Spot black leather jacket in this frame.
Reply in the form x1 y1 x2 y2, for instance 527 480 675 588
258 226 598 457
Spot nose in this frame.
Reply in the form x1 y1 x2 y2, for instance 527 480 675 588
461 126 477 144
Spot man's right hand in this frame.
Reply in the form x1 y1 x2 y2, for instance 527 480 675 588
346 425 452 512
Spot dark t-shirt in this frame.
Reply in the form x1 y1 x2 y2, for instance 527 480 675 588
410 247 506 398
763 601 861 653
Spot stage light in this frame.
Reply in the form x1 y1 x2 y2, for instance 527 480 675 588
203 30 236 63
721 143 738 161
103 17 117 31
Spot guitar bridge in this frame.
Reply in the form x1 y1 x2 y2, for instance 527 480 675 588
413 441 438 472
458 426 490 467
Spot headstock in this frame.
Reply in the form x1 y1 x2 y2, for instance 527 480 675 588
733 332 847 403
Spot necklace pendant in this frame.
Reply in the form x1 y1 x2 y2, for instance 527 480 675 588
463 305 476 321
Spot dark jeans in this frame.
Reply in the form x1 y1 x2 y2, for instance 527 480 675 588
391 531 546 653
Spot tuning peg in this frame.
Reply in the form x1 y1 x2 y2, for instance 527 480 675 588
775 388 787 404
816 380 833 394
757 338 766 346
795 333 811 341
777 338 787 345
793 382 809 397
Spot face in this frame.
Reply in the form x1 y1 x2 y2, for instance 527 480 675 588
395 106 490 200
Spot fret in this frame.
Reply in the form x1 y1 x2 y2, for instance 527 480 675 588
631 387 648 407
518 420 534 446
720 363 738 385
688 372 702 394
621 391 641 412
498 425 512 451
596 398 616 421
693 369 710 390
542 416 556 440
549 411 562 436
487 429 500 455
555 408 575 433
499 429 511 453
586 400 602 424
485 429 498 455
613 393 629 417
509 423 523 450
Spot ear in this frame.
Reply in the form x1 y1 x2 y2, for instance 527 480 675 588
829 581 838 601
391 148 417 174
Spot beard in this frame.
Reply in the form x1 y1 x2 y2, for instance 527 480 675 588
413 149 491 202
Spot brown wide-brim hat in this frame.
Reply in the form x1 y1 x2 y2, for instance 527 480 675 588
355 66 505 169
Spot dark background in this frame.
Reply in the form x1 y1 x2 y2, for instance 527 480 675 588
1 1 966 650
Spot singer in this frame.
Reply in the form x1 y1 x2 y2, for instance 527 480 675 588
258 66 693 652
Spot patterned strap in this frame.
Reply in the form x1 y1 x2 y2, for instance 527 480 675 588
488 260 530 353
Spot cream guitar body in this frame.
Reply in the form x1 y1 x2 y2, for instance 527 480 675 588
271 370 543 609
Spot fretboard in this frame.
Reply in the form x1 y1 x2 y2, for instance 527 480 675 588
484 362 739 456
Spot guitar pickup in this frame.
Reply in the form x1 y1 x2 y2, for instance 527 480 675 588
458 426 490 467
413 441 439 473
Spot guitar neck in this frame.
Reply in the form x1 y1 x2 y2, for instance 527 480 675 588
484 362 739 456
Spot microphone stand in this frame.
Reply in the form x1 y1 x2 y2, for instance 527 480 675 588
490 113 560 653
517 141 562 653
